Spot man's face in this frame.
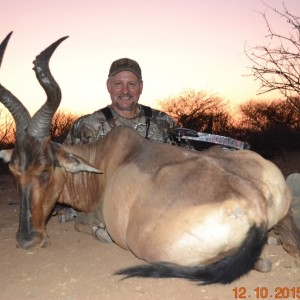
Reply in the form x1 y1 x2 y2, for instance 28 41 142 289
107 71 143 113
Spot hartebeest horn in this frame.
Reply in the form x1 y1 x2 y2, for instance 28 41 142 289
0 32 31 140
28 36 68 139
0 31 12 68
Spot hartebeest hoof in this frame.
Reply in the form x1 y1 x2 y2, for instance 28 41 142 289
274 213 300 260
56 206 78 223
267 234 280 245
75 221 113 243
93 226 113 243
278 173 300 259
254 257 272 273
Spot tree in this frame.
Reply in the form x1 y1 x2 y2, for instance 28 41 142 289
50 111 80 143
0 109 79 146
237 98 300 156
0 108 15 147
159 89 233 135
238 99 298 131
245 2 300 111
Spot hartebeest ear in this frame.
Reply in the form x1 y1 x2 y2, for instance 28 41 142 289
0 149 13 162
56 152 103 174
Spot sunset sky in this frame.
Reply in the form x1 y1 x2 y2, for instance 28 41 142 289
1 0 300 117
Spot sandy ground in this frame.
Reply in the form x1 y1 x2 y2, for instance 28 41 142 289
0 172 299 300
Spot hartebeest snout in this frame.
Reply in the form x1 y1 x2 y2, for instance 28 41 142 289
0 32 291 284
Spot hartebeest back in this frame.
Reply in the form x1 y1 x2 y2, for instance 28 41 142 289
0 32 291 284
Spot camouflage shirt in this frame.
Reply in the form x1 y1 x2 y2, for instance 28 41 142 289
64 105 178 145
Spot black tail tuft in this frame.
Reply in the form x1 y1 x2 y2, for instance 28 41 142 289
115 224 267 285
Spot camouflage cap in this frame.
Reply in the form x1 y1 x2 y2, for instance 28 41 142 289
108 58 142 79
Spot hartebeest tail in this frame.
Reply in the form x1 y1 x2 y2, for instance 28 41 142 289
115 225 267 284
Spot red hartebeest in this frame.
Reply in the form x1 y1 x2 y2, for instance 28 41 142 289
0 32 291 284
